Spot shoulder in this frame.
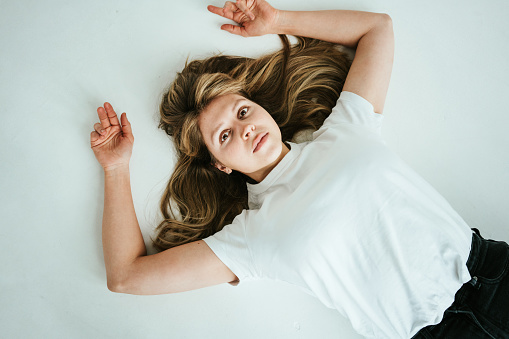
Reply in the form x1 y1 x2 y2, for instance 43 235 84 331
315 91 384 136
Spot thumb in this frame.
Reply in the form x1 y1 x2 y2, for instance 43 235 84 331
221 24 246 37
121 113 134 142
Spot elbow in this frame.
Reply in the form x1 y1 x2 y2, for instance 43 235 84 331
106 271 131 293
367 13 393 42
107 271 143 295
106 259 145 294
381 13 392 23
107 278 126 293
379 13 393 30
364 13 393 42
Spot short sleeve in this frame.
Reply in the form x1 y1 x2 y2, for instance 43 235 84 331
320 91 384 134
202 210 257 286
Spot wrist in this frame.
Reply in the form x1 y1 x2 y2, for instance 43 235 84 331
273 10 293 35
103 164 130 176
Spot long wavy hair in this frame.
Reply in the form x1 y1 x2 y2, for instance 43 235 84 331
154 35 351 250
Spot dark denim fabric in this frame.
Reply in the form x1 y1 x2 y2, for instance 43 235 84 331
412 228 509 339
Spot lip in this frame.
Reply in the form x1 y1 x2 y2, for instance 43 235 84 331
253 132 268 153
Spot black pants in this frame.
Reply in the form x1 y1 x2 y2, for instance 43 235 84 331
412 228 509 339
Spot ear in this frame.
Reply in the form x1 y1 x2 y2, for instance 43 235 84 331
211 162 232 175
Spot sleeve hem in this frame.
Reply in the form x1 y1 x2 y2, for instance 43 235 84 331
339 91 376 113
203 236 251 286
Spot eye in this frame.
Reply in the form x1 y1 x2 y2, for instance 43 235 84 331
238 106 248 118
220 130 230 144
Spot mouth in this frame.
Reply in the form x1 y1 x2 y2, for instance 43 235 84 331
253 132 268 153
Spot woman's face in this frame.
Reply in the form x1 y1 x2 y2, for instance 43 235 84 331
198 93 289 183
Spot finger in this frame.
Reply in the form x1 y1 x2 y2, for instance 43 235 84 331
235 0 255 20
104 102 120 127
221 24 247 37
94 122 106 135
120 113 134 142
90 130 101 144
97 106 111 129
223 1 238 20
207 5 225 17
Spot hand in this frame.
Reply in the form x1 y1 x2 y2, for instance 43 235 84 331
207 0 280 37
90 102 134 172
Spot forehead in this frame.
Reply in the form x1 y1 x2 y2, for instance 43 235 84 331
199 94 243 128
202 93 241 118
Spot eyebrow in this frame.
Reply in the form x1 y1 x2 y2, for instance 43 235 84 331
211 98 243 145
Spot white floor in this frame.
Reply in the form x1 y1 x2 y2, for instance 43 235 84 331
1 0 508 338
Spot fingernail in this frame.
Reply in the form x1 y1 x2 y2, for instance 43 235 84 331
100 129 105 133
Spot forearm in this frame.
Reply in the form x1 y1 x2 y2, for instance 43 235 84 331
276 10 388 48
102 165 146 289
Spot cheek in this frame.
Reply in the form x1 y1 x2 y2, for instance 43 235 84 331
227 142 247 159
221 143 254 170
213 144 239 166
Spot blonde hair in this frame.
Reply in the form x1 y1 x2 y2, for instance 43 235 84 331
154 35 351 250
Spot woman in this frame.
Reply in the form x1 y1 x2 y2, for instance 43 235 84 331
90 1 509 338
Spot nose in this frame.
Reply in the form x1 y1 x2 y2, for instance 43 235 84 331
242 124 255 140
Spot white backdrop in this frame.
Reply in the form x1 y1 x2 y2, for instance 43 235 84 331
1 0 508 338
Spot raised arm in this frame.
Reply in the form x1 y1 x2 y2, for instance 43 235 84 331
90 103 236 295
90 102 145 289
208 1 394 113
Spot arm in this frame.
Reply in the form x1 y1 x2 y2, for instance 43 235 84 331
277 11 394 114
102 165 146 290
208 1 394 113
116 239 237 295
91 103 236 294
90 102 142 290
103 165 236 294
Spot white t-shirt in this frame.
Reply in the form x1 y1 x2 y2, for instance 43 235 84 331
203 91 472 339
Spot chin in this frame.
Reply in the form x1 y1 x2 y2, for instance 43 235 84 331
266 141 283 161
